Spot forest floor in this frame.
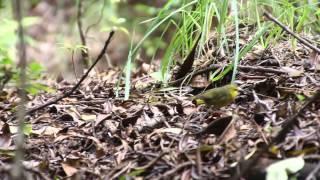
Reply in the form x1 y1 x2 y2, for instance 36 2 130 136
1 27 320 179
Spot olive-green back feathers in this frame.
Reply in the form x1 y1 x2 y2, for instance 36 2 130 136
192 84 238 108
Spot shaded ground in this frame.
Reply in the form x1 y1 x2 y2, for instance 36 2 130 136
1 28 320 180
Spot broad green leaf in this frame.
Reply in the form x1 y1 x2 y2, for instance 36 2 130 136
266 157 305 180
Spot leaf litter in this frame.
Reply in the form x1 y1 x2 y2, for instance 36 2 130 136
1 29 320 180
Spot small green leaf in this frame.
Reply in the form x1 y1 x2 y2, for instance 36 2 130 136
26 83 52 95
295 94 305 102
26 84 40 95
22 17 40 27
23 123 33 136
28 62 43 73
1 57 13 65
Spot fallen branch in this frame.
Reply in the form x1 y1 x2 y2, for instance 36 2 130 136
263 12 320 54
24 31 115 116
169 64 286 86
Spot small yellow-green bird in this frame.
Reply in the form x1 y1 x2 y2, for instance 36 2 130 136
192 83 238 108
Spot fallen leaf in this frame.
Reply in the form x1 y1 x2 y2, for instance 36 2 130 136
32 126 62 136
281 67 303 77
266 157 305 180
81 114 96 121
62 163 78 176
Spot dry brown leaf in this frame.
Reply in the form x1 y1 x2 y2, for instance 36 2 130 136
61 163 78 176
32 126 62 136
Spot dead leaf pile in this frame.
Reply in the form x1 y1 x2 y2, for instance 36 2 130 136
0 34 320 180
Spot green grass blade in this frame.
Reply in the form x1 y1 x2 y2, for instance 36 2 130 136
231 0 239 82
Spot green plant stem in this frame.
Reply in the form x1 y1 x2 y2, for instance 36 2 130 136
11 0 26 179
231 0 239 82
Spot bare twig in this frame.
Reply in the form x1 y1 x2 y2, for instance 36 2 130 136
110 162 133 179
136 152 168 170
24 31 115 116
77 0 89 68
11 0 27 179
160 161 193 179
263 12 320 54
169 64 286 86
